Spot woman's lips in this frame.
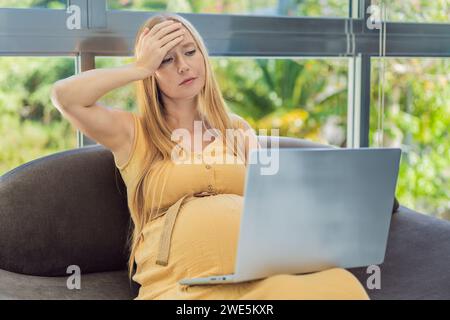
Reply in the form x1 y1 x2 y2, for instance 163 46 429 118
180 77 196 85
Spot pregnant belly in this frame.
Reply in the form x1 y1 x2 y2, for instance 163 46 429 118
169 193 243 278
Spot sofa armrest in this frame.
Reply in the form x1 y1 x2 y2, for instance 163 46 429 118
0 145 130 276
348 206 450 299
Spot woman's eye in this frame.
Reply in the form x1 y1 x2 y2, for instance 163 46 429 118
162 50 196 64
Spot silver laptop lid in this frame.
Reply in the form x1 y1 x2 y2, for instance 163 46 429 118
234 147 401 282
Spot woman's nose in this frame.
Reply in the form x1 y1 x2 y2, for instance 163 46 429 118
178 65 189 73
176 57 190 72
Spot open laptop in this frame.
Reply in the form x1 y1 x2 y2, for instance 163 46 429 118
179 147 401 286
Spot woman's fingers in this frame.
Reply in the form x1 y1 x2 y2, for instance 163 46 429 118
161 33 184 51
149 20 176 36
155 22 183 42
159 29 185 47
139 21 180 49
136 27 149 50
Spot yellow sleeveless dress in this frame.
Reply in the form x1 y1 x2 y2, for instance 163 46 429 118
115 112 370 300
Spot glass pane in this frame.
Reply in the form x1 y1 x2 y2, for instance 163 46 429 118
95 56 138 112
371 0 449 23
370 57 450 220
0 0 66 9
107 0 349 17
0 57 77 176
215 57 348 147
95 56 348 148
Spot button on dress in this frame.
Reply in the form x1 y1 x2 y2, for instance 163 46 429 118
114 112 369 300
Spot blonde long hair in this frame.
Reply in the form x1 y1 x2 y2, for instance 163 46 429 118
125 13 245 281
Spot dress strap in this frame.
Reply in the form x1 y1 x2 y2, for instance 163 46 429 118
154 191 218 266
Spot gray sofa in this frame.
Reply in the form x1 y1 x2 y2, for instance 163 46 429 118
1 136 449 300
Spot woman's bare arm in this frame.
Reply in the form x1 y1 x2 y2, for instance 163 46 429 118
50 63 148 154
51 63 147 110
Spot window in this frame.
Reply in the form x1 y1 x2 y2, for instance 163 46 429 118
371 0 449 24
95 56 138 112
0 57 77 175
213 57 348 147
370 57 450 220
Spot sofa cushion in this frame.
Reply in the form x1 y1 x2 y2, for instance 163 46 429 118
0 269 134 300
348 206 450 299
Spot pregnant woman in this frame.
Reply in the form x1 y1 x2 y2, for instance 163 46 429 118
50 13 369 300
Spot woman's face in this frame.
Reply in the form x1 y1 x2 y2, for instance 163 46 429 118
154 25 205 100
